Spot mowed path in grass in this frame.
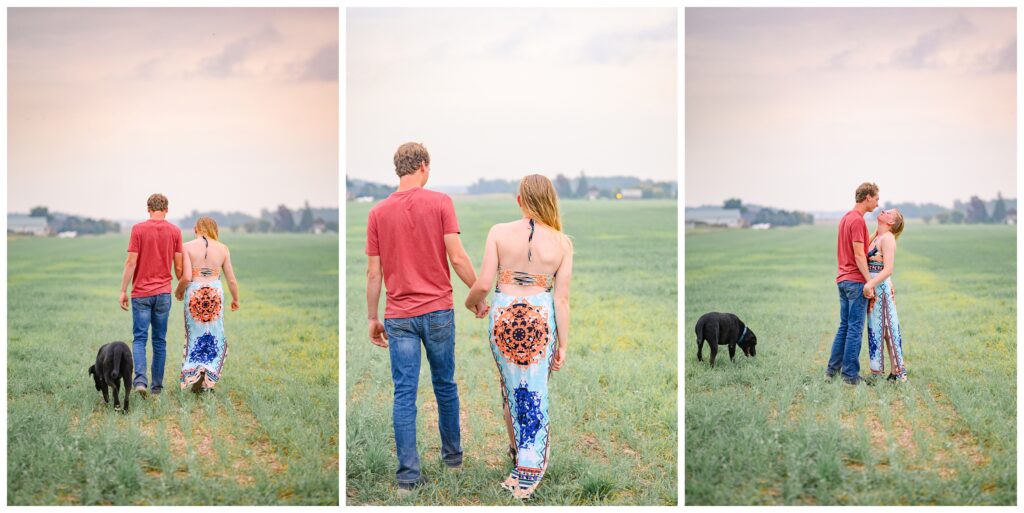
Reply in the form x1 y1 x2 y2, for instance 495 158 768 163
8 234 339 505
346 198 678 505
685 224 1015 505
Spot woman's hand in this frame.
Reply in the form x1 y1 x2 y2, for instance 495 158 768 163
551 344 567 371
230 299 239 311
862 282 875 299
175 289 185 301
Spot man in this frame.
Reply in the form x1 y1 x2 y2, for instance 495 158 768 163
366 142 488 493
826 182 878 386
119 193 183 398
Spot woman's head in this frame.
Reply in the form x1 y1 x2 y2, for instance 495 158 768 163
518 174 562 232
194 216 219 241
878 208 904 238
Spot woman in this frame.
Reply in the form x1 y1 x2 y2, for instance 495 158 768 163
174 217 239 393
863 208 906 382
465 174 573 499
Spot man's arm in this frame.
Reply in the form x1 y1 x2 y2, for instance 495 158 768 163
173 252 184 280
852 241 874 298
444 233 477 289
120 252 139 310
366 255 388 348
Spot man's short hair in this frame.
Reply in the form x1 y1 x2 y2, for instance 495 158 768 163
147 193 169 212
394 142 430 178
855 182 879 203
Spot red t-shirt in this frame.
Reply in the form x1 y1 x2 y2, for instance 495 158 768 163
366 187 460 319
836 209 868 283
128 219 183 298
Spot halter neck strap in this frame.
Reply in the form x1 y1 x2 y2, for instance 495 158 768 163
527 219 535 262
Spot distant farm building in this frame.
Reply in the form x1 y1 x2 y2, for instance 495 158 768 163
685 207 742 228
619 188 643 200
8 215 49 236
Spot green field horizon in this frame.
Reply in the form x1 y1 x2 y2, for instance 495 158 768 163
685 224 1016 505
346 198 679 505
7 233 339 505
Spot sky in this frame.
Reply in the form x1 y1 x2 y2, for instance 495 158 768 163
686 8 1016 211
8 8 339 220
346 8 678 188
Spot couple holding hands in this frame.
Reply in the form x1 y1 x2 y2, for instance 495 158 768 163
366 143 573 499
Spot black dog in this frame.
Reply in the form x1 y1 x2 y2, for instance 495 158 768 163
695 312 757 368
89 341 133 413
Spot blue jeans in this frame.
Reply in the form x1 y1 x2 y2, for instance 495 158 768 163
827 281 868 381
132 293 171 391
385 309 462 484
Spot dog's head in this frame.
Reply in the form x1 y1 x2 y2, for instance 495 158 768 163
740 329 757 357
88 364 104 390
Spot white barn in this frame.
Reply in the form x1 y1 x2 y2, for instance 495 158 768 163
685 207 742 228
8 215 49 236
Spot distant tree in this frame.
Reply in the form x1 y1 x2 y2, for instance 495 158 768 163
29 206 49 220
950 210 965 224
275 205 296 232
554 174 573 199
991 192 1007 224
299 201 315 232
966 196 988 224
575 171 589 198
723 198 742 209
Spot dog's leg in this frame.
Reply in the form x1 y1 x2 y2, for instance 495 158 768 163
708 322 720 368
101 383 109 404
123 373 131 413
112 380 121 411
696 321 705 362
729 343 736 362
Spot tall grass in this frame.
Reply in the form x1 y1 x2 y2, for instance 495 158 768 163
685 224 1015 505
8 234 339 505
346 198 678 505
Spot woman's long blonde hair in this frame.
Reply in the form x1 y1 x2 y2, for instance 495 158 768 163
519 174 562 232
887 209 905 239
194 216 219 241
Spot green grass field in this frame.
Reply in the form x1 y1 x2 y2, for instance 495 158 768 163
685 223 1016 505
346 198 678 505
7 233 339 505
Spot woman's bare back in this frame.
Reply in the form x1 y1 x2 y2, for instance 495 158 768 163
493 219 567 295
185 237 228 284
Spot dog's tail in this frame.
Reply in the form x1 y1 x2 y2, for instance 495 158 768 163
89 364 95 377
695 318 704 346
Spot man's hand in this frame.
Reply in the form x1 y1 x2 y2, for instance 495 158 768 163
862 283 875 299
473 301 490 319
175 289 185 301
551 344 567 371
120 291 129 311
369 319 388 348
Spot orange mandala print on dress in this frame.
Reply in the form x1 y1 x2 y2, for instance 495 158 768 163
493 301 550 367
188 286 221 323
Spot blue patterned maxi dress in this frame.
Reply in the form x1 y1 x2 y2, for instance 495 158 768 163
489 266 557 492
180 274 228 391
866 246 906 380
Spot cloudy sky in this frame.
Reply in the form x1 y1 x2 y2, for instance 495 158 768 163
347 8 677 188
686 8 1016 211
8 8 338 220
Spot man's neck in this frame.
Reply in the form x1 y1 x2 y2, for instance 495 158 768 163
853 203 870 215
148 212 167 221
397 175 424 192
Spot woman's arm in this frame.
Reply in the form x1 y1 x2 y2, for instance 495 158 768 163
174 247 192 301
465 226 498 316
222 246 240 311
551 236 573 371
865 234 896 288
